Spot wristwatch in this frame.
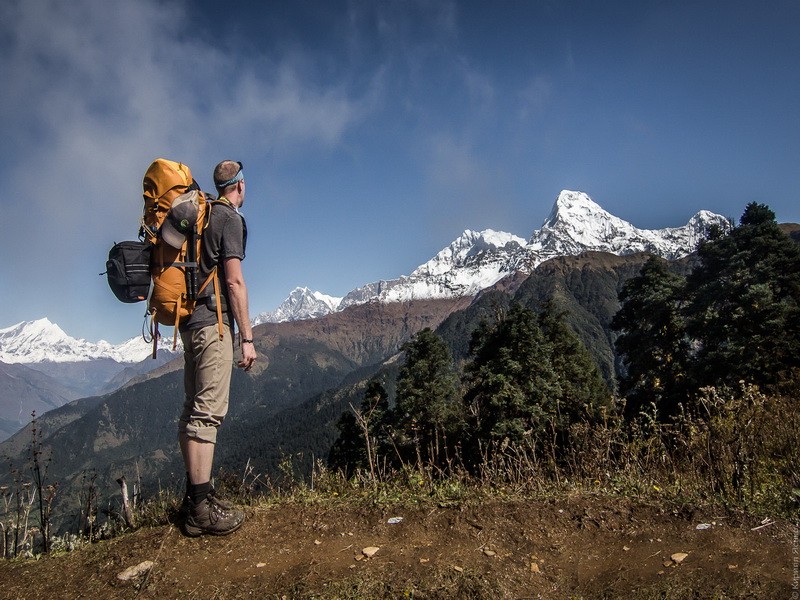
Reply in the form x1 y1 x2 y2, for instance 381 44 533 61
241 338 254 344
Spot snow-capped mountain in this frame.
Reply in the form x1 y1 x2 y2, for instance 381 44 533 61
338 229 529 310
261 190 729 323
0 318 177 365
254 287 343 325
4 191 730 342
528 191 727 261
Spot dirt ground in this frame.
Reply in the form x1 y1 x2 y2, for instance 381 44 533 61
0 494 795 599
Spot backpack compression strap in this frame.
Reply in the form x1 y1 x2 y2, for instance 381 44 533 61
199 267 225 342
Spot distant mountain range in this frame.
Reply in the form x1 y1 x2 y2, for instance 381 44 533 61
0 318 180 365
3 191 728 361
0 190 729 443
255 190 729 323
0 320 180 440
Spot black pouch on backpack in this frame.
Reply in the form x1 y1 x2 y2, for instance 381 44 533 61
105 241 152 303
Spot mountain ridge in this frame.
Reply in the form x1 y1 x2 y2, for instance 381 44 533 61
3 191 729 359
0 317 180 365
255 190 729 324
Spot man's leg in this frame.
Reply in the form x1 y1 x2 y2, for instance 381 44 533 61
179 434 215 486
179 324 242 536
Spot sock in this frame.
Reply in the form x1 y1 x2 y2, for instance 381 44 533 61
188 481 212 505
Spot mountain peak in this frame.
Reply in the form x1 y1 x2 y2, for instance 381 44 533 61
529 190 730 261
548 190 608 222
258 191 729 323
0 318 176 364
537 190 624 241
0 318 71 348
246 191 730 324
254 287 343 325
413 228 527 278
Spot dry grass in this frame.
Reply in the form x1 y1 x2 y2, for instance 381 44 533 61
3 385 797 561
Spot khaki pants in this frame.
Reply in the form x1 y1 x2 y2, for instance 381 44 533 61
179 323 233 443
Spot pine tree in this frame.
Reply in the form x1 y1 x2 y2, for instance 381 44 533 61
612 202 800 413
538 304 612 428
393 328 462 468
612 256 690 419
463 304 560 446
463 304 612 456
685 202 800 392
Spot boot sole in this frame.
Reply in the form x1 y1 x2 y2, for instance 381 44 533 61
182 517 244 537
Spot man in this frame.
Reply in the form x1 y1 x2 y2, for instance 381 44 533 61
178 160 257 536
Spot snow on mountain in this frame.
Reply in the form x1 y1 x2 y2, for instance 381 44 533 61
528 191 729 261
254 287 343 325
339 229 528 309
261 190 729 323
3 191 730 360
0 318 178 364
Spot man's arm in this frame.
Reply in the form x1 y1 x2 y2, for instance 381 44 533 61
223 256 257 371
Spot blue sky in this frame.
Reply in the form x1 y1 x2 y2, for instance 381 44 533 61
1 0 799 343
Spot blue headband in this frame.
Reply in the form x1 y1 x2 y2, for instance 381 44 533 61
215 163 243 189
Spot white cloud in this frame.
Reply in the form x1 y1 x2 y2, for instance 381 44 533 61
0 0 376 338
0 0 371 209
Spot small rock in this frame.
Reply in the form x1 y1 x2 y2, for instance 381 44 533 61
482 548 496 557
623 546 631 551
663 560 673 568
530 562 541 574
387 517 403 524
117 560 153 581
728 564 738 570
453 565 464 573
256 563 266 568
420 558 430 564
696 523 712 530
362 546 380 558
670 552 689 564
314 539 322 545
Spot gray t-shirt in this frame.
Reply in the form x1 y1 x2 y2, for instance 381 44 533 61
181 200 247 332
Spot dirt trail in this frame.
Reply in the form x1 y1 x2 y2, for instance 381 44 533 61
0 495 794 599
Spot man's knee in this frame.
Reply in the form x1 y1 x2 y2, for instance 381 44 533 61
178 420 220 444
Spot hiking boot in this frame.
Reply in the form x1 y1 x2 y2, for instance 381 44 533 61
182 494 244 537
179 487 233 520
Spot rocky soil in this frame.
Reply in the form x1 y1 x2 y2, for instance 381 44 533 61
0 494 794 599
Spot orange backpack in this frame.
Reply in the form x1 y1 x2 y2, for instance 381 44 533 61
141 159 224 353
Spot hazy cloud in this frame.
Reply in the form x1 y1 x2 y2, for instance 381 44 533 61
0 0 371 217
518 76 554 121
0 0 375 338
421 133 511 235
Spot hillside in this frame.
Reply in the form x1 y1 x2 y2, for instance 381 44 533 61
0 252 700 528
0 493 792 599
3 215 798 541
0 298 469 526
1 215 798 598
0 362 81 441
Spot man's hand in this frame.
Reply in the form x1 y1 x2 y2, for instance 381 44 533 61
239 342 257 371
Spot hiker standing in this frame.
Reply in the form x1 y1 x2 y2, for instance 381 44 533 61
178 160 257 536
